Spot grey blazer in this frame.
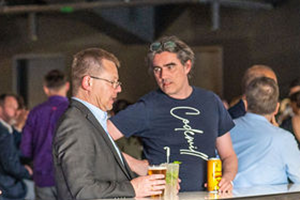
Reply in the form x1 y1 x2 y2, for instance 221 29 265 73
53 99 136 200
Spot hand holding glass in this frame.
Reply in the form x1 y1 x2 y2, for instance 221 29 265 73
148 165 167 198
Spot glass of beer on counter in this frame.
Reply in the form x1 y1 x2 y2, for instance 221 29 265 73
148 165 167 198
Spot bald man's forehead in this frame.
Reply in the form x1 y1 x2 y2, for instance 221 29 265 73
262 70 277 83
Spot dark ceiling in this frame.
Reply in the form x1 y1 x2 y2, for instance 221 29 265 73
0 0 288 43
1 0 287 7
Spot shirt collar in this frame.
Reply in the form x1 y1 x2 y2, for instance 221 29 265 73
244 112 270 123
72 97 108 131
0 118 13 134
49 95 68 102
72 97 124 165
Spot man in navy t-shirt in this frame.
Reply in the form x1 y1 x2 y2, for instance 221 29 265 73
108 36 237 192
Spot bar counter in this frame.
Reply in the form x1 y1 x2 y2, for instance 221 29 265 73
101 184 300 200
177 184 300 199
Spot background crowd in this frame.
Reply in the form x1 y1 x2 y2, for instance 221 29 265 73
0 36 300 200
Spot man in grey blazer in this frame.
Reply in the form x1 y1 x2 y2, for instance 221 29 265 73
52 48 166 200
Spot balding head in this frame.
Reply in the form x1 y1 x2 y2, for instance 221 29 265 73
242 65 277 94
246 77 279 115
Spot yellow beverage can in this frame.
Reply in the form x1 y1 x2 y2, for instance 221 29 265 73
207 158 222 192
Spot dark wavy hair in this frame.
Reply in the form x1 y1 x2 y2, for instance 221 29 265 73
44 69 67 90
147 36 195 76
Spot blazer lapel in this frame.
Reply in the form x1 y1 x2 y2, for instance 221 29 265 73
71 100 133 180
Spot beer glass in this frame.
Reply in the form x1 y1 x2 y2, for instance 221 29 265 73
148 165 167 198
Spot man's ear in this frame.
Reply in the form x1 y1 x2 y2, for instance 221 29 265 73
184 60 192 74
243 98 248 112
65 82 70 92
43 86 50 96
81 76 92 91
274 102 280 116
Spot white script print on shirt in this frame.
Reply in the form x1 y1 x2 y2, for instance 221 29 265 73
170 106 209 161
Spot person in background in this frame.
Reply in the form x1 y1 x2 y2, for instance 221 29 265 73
108 36 237 192
228 65 277 119
289 78 300 96
221 99 229 110
0 93 33 200
14 95 28 132
111 99 143 160
12 95 29 151
279 77 300 124
53 48 166 200
231 77 300 187
280 91 300 148
21 69 70 200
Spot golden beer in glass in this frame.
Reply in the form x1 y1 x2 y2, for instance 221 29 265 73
148 165 167 198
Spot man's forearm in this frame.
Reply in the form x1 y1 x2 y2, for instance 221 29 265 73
222 155 238 181
123 153 148 176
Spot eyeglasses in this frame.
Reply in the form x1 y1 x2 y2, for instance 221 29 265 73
90 76 122 89
149 41 177 52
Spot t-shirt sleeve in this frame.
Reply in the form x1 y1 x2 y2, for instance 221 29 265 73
110 100 148 138
214 94 235 137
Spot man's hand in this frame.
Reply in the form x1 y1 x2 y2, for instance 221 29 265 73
218 177 234 193
177 178 181 193
216 133 238 193
24 164 33 176
204 178 233 194
14 109 29 131
131 174 165 198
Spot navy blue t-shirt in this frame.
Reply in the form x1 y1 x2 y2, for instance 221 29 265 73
110 87 234 191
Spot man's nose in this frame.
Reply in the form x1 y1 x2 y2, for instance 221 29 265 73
116 85 122 93
160 68 168 79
